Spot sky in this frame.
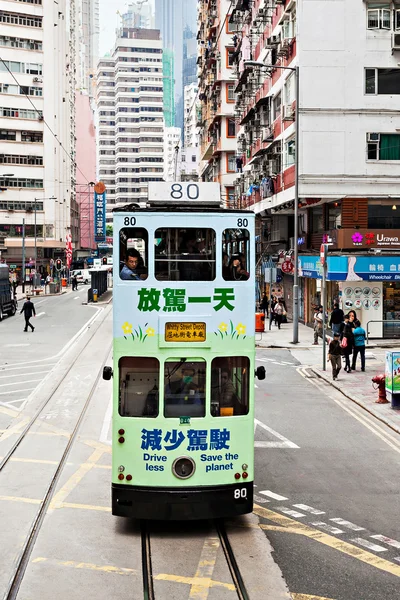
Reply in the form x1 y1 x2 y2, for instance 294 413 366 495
99 0 155 57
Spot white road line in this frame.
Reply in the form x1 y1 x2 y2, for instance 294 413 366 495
99 392 113 445
370 535 400 549
4 344 30 348
253 494 270 504
254 419 299 449
276 507 305 518
293 504 325 515
0 387 36 396
259 490 288 501
254 383 259 389
330 518 365 531
0 378 43 388
0 370 51 380
394 557 400 564
0 362 57 373
311 522 344 535
351 538 388 552
35 312 45 318
74 296 79 300
255 441 298 448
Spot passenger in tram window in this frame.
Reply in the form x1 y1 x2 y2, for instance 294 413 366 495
222 253 230 280
227 256 249 281
165 366 202 407
120 248 148 281
179 233 211 281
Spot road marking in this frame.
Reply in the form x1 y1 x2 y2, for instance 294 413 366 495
0 370 51 380
254 493 270 504
35 312 45 317
330 518 365 531
293 504 325 515
0 405 18 416
291 595 336 600
254 505 400 577
74 296 79 300
259 490 288 501
0 378 43 388
276 507 306 518
351 538 388 552
61 502 111 512
0 362 57 373
311 522 344 535
0 387 36 396
0 495 41 505
99 392 113 445
0 416 30 442
4 344 30 348
254 419 299 449
32 557 137 576
189 537 220 599
371 535 400 549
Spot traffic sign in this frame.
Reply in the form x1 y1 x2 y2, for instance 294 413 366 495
320 244 328 266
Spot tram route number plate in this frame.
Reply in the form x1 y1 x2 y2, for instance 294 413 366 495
165 322 206 342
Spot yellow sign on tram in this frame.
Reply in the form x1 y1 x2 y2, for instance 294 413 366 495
165 322 206 342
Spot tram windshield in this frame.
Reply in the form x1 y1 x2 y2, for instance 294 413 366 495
155 228 215 281
211 357 250 417
119 228 148 281
222 229 250 281
118 357 159 417
164 359 206 417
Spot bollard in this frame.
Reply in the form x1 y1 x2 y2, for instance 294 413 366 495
371 374 388 404
93 288 98 302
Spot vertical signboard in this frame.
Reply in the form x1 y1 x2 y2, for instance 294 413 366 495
94 182 106 243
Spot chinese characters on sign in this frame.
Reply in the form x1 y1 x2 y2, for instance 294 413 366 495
165 322 206 342
137 288 236 312
141 428 231 451
94 190 106 242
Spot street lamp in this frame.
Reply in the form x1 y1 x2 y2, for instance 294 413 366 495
244 60 300 344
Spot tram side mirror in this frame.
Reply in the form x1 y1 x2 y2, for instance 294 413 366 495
255 366 266 381
103 366 113 381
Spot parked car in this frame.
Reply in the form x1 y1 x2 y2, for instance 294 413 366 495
71 269 90 284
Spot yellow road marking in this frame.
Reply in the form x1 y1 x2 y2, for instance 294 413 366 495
0 495 41 505
0 417 30 443
61 502 111 512
291 596 336 600
50 446 106 509
31 558 235 591
0 406 18 417
0 429 69 438
189 537 220 599
254 505 400 578
84 439 112 453
0 456 111 469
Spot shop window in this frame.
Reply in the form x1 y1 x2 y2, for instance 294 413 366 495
368 203 400 228
211 357 250 417
154 228 216 281
119 227 148 281
222 229 250 281
327 201 342 229
310 206 324 233
164 360 206 418
118 357 159 417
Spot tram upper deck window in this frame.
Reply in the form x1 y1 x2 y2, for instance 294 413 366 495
211 357 250 417
222 229 250 281
118 357 159 417
155 228 215 281
119 228 148 281
164 359 206 418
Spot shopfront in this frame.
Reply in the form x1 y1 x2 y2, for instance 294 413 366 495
298 255 400 338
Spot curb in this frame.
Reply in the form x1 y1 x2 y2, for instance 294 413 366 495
310 367 400 435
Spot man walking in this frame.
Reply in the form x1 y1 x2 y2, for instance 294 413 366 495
328 332 342 380
313 305 324 345
329 303 344 335
20 296 36 332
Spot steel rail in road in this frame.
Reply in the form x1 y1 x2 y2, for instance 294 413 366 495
2 308 112 600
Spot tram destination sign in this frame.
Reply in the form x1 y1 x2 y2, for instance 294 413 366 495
148 182 221 203
165 322 206 342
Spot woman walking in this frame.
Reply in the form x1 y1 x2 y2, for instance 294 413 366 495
341 314 354 373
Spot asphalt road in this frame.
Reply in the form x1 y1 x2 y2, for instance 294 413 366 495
0 286 98 411
255 348 400 600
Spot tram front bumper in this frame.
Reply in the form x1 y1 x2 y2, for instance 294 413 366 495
112 482 253 520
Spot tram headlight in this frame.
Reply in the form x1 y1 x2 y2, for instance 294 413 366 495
118 465 125 473
242 464 248 471
172 456 196 480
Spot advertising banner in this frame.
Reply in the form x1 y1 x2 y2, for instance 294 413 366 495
94 190 106 242
299 255 400 281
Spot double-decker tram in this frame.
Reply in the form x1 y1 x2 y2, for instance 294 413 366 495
104 182 265 520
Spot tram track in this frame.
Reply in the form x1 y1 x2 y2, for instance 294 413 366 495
1 306 112 600
140 519 250 600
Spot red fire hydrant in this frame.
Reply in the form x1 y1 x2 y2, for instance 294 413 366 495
372 374 389 404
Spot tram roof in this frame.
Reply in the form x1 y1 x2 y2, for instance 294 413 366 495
113 203 254 214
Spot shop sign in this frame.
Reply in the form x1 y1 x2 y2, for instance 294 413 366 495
281 259 294 274
299 255 400 281
331 229 400 249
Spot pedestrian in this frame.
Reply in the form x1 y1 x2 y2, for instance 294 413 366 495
274 299 284 329
313 305 324 345
328 332 342 380
329 303 344 336
20 296 36 332
340 314 354 372
269 296 276 330
351 319 366 371
71 274 78 291
260 293 269 317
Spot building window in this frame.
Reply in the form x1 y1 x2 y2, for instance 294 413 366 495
367 7 390 29
226 48 235 68
226 83 235 103
226 153 236 172
367 133 400 160
368 202 400 228
327 201 342 230
227 118 236 138
225 186 235 205
310 206 324 233
285 139 295 168
273 93 281 119
365 68 400 95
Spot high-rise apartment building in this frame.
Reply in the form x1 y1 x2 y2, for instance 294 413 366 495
164 127 182 181
231 0 400 338
197 0 237 208
76 0 100 95
0 0 77 273
96 28 164 212
121 2 155 30
184 83 198 148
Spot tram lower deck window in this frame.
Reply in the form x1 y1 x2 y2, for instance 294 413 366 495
164 359 206 418
155 228 215 281
119 228 148 281
211 357 250 417
222 229 250 281
119 357 159 417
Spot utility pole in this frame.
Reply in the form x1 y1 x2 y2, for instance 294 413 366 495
22 218 26 295
292 65 300 344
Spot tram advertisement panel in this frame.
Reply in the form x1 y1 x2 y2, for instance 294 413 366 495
112 209 255 488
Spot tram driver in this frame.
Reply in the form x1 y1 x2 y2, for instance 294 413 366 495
211 368 237 416
164 365 203 415
120 248 148 281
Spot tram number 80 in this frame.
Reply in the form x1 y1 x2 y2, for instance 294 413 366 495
170 183 199 200
234 488 248 500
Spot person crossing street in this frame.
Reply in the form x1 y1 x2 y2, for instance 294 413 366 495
20 296 36 332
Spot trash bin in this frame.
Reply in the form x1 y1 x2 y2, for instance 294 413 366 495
255 312 265 332
385 351 400 410
61 278 67 288
49 282 57 294
93 288 98 302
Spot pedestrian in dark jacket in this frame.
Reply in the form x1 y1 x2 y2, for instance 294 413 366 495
351 320 366 371
328 333 342 380
329 303 344 336
340 315 354 373
20 297 35 332
260 293 269 317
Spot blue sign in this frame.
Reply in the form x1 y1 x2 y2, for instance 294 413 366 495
299 255 400 281
94 191 106 242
